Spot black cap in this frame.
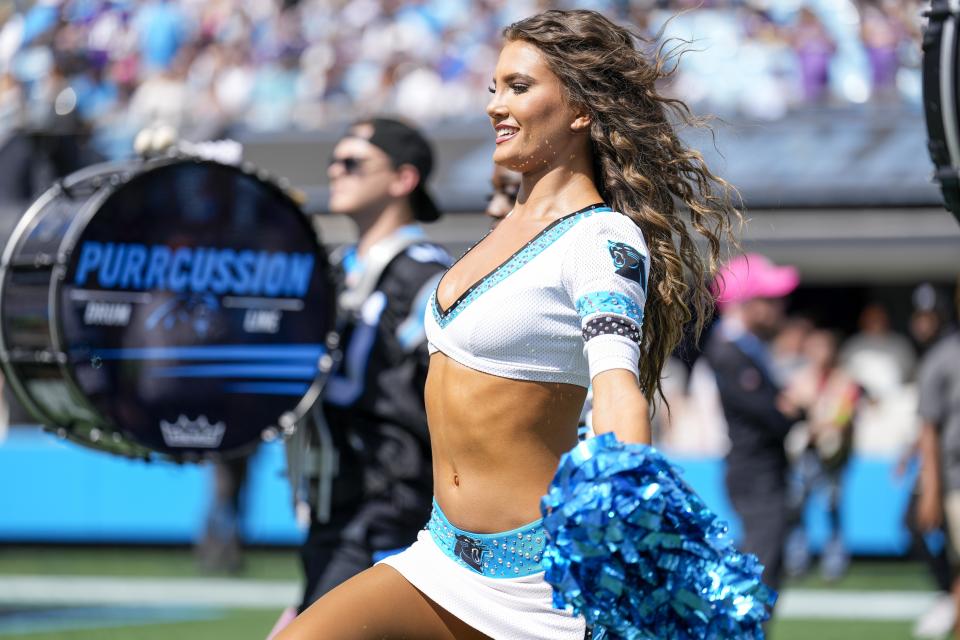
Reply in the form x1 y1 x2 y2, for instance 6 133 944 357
346 117 442 223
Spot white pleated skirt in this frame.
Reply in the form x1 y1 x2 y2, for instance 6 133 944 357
378 529 586 640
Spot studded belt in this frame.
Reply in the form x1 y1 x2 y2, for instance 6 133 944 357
426 499 547 579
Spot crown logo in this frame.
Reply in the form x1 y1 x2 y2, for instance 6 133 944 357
159 414 226 448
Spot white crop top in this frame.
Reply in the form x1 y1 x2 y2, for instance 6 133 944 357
425 204 649 388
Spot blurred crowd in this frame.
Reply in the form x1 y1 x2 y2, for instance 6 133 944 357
658 284 952 459
651 280 956 594
0 0 926 159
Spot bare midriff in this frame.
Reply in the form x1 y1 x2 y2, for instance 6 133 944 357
425 351 587 533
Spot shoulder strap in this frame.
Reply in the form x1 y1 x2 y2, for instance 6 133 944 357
338 232 424 312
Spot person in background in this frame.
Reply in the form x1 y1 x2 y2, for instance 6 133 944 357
269 117 450 638
910 282 956 358
906 278 960 639
705 253 802 596
195 456 249 574
783 328 861 582
916 278 960 640
791 8 836 104
840 302 916 400
771 315 814 386
485 164 520 228
859 0 905 101
907 471 958 639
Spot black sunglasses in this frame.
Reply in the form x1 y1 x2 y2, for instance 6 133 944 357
328 156 369 175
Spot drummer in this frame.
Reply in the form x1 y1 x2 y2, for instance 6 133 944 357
273 118 451 634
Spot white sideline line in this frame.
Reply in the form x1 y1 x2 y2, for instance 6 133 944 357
0 576 299 609
0 575 939 620
777 590 937 620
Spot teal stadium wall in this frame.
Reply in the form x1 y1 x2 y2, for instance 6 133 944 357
0 426 914 554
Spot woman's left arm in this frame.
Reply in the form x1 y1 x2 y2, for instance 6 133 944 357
561 212 652 445
591 369 651 444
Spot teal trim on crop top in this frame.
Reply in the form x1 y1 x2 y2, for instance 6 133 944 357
425 204 649 388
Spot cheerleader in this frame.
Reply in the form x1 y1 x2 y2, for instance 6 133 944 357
279 9 742 639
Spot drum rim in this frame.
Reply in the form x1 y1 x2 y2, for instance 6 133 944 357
0 184 67 429
0 167 156 458
4 156 338 460
51 167 135 452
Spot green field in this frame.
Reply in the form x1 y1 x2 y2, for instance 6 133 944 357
0 610 916 640
771 619 913 640
0 547 935 639
0 546 300 581
0 609 276 640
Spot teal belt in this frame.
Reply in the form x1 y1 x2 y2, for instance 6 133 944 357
426 499 547 579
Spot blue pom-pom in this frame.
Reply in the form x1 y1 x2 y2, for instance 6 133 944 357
541 432 776 639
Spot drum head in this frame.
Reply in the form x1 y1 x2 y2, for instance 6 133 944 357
51 159 334 459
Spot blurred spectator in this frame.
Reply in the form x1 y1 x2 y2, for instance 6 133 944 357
650 354 691 446
910 282 957 358
245 49 301 132
736 8 794 120
128 52 190 131
791 8 835 104
840 302 916 399
671 354 730 456
195 456 250 574
903 453 957 639
916 278 960 640
484 163 520 227
133 0 189 72
783 328 861 582
771 314 814 386
859 0 904 101
902 279 960 639
0 0 927 152
705 253 801 596
0 72 25 136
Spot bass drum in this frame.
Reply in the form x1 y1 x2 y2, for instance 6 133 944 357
0 156 336 460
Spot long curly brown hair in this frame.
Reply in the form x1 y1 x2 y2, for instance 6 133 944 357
503 9 741 403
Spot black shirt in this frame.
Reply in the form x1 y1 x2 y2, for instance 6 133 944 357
703 323 796 492
321 239 450 515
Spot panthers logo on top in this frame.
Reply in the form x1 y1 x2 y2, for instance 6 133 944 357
607 241 646 288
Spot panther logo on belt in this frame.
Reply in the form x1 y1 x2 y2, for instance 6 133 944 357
453 534 485 572
607 241 646 287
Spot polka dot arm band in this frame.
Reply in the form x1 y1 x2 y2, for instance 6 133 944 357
582 315 642 345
